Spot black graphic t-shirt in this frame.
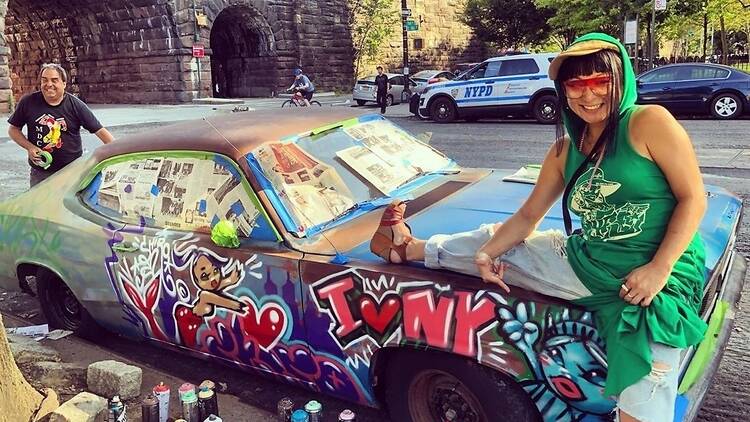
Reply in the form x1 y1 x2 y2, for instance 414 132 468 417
375 74 389 92
8 92 103 173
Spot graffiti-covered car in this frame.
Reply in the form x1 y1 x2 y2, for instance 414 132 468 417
0 109 745 422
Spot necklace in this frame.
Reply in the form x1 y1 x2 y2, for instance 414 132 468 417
577 126 587 152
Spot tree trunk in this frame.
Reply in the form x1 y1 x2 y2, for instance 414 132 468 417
0 313 45 422
720 14 728 64
702 7 708 61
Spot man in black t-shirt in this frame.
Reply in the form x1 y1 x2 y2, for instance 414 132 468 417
8 63 115 187
374 66 391 114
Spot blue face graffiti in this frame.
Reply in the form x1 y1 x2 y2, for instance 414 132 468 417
464 85 494 98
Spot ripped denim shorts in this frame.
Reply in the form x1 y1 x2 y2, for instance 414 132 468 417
616 342 682 422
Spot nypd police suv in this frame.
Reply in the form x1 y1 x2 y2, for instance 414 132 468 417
414 53 559 123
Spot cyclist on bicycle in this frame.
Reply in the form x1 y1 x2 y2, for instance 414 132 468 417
287 68 315 106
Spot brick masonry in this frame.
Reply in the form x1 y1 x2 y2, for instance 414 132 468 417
0 0 482 110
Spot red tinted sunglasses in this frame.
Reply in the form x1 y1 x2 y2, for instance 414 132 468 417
562 76 611 98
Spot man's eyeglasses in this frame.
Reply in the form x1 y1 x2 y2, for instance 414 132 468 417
562 76 611 99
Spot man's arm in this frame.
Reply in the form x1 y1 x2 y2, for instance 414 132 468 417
94 127 115 144
8 125 43 164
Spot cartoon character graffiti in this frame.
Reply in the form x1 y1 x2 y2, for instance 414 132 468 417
498 301 615 420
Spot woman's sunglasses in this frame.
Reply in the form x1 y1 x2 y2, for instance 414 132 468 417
562 76 611 99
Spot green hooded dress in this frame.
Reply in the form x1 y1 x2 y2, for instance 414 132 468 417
559 33 708 397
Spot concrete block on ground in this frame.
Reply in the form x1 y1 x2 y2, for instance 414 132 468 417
26 361 88 392
8 334 61 364
49 392 107 422
87 360 143 400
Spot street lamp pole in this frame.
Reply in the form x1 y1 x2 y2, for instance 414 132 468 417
649 0 656 69
401 0 409 77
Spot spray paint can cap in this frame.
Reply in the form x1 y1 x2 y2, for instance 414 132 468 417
182 389 198 403
198 386 214 399
291 410 309 422
304 400 322 413
153 382 169 393
179 382 196 397
199 379 216 391
338 409 356 421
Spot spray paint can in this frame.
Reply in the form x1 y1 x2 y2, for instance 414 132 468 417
179 382 197 400
141 395 159 422
277 397 294 421
198 380 219 417
197 386 219 420
181 389 200 422
109 395 127 422
199 379 216 392
203 415 223 422
338 409 356 421
304 400 322 422
152 382 170 422
291 409 309 422
106 409 116 422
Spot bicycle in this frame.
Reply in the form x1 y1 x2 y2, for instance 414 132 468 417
281 89 321 107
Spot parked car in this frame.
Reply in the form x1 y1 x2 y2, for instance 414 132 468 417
353 73 416 106
636 63 750 119
0 109 745 422
411 69 456 94
453 62 481 78
415 53 560 123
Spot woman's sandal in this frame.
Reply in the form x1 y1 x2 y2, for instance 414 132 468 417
370 200 412 263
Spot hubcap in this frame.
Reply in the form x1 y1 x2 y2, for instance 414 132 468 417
408 370 485 422
715 97 737 116
540 102 556 120
437 104 449 119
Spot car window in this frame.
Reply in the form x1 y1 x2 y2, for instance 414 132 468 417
391 76 405 86
484 61 502 78
497 59 540 76
689 66 730 80
80 153 276 240
467 64 487 79
640 67 683 83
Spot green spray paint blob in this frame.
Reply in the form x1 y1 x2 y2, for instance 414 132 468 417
211 219 240 248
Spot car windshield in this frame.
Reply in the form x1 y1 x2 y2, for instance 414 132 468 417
412 70 437 79
247 115 454 236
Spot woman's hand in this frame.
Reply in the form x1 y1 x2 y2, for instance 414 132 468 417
620 261 672 307
475 251 510 293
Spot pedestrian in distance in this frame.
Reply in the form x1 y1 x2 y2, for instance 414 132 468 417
375 66 390 114
8 63 115 187
370 32 707 422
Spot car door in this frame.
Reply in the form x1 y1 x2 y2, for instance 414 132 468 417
77 151 307 363
637 67 684 109
495 58 542 106
669 65 730 112
389 76 405 104
455 61 502 110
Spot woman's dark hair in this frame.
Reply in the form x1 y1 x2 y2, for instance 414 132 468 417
554 49 623 157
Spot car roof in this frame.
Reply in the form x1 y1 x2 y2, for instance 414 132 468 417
94 109 370 164
485 52 557 62
637 62 749 78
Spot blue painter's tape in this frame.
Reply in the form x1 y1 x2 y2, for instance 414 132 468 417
245 153 299 233
329 252 349 265
673 394 688 422
230 200 244 215
213 155 241 180
151 184 159 195
211 215 220 227
198 199 207 213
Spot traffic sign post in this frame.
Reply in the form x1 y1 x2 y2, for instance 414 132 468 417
192 44 205 58
405 20 418 31
401 8 411 16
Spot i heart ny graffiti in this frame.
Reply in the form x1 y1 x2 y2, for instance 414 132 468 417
311 270 498 358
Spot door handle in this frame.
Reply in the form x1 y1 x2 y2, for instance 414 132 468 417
112 242 138 253
661 87 671 91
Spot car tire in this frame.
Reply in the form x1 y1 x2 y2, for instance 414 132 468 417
36 268 101 338
386 94 394 107
532 94 559 124
710 93 743 119
430 97 457 123
356 100 367 106
384 350 541 422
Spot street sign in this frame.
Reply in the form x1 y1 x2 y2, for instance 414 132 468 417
654 0 667 11
192 44 205 58
405 20 418 31
625 20 637 44
401 8 411 16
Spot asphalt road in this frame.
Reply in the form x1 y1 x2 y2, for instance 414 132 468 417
0 107 748 421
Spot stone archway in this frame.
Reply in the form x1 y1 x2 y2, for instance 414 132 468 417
209 5 277 98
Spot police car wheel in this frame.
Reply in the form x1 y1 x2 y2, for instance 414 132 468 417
430 97 457 123
532 94 558 124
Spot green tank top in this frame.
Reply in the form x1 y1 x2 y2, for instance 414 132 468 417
563 106 707 396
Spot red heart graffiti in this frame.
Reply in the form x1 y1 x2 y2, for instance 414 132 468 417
238 299 288 351
360 294 401 335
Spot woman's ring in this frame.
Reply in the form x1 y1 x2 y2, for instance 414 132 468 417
620 284 629 293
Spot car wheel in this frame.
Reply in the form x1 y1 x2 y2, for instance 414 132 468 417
532 94 559 124
430 97 457 123
385 351 540 422
36 268 101 338
710 93 743 119
356 100 367 106
386 94 394 106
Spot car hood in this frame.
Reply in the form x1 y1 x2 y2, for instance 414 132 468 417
345 170 741 275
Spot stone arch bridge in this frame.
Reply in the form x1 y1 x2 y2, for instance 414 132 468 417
0 0 354 111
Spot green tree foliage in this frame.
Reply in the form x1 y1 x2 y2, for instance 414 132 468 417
461 0 554 48
349 0 398 81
